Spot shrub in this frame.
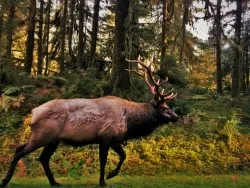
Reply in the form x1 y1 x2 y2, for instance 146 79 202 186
189 87 209 95
65 69 105 98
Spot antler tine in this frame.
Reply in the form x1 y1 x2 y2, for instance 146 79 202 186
161 88 165 95
144 74 156 95
158 77 168 86
127 57 163 96
159 87 177 100
164 92 177 100
127 58 158 86
126 56 177 101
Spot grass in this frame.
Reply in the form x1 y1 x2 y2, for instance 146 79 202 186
5 174 250 188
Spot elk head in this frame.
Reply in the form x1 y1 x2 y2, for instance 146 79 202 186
127 56 179 123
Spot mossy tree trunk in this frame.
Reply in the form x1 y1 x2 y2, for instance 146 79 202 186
68 0 76 66
232 0 242 98
37 0 44 75
109 0 130 93
44 0 51 76
160 0 167 64
5 1 16 59
60 0 68 73
244 23 249 95
216 0 223 94
90 0 101 67
0 1 4 46
77 0 85 69
25 0 36 74
125 0 139 61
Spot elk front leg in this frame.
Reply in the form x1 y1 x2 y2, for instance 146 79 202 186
39 141 60 187
106 142 126 179
99 143 110 187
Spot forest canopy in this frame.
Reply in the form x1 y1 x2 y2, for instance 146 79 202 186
0 0 248 95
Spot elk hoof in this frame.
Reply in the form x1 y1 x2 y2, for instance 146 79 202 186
51 182 61 187
106 170 118 179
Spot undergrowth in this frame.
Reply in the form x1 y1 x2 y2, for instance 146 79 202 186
0 71 250 178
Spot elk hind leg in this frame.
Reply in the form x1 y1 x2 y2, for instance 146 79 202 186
1 143 40 188
39 141 60 187
106 142 126 179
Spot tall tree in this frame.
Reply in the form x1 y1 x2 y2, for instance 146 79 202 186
77 0 85 69
37 0 44 74
44 0 51 75
0 1 4 45
68 0 75 66
60 0 68 73
215 0 222 94
160 0 174 65
179 0 191 65
25 0 36 74
5 1 16 58
244 19 249 95
160 0 167 64
109 0 130 92
232 0 242 97
125 0 139 61
90 0 101 67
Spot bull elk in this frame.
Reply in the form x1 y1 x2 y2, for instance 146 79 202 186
0 58 179 187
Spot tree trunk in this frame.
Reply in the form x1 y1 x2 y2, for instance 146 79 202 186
244 27 249 95
179 0 190 65
216 0 223 94
77 0 85 69
160 0 174 67
68 0 75 66
44 0 51 76
109 0 130 92
125 0 139 61
5 1 15 58
25 0 36 74
160 0 167 64
37 0 44 75
232 0 242 98
60 0 68 73
90 0 101 67
0 2 4 45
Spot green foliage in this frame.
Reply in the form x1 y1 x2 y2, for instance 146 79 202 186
189 87 209 95
0 94 25 112
111 75 152 102
3 86 21 96
159 55 188 87
65 69 105 98
51 76 68 87
0 58 17 85
3 85 36 96
6 175 250 188
0 112 23 133
1 70 250 178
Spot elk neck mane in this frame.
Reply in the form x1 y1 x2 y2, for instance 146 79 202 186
121 99 159 140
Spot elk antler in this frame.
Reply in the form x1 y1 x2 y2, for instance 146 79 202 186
126 56 177 102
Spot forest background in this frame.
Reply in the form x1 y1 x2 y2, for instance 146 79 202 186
0 0 250 181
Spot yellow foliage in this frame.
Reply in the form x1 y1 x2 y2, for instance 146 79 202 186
19 114 32 144
189 49 216 89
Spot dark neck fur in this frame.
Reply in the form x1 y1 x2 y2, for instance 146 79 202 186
124 102 159 140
